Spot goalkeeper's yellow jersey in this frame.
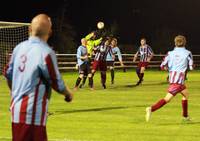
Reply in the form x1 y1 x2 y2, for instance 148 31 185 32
85 33 102 58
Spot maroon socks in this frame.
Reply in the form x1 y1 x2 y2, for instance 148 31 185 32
151 99 167 112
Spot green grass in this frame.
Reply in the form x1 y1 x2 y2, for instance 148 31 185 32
0 69 200 141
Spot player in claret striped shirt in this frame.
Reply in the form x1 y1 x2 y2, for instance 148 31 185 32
91 37 114 89
3 14 73 141
145 35 193 122
133 38 154 85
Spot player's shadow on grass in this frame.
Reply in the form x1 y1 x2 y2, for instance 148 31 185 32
49 106 128 116
157 121 200 125
124 81 168 88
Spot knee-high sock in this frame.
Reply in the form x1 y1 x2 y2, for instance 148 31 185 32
182 100 188 117
101 72 106 85
88 77 93 88
81 75 87 86
151 99 167 112
139 73 144 81
75 77 82 87
136 68 140 79
111 69 114 82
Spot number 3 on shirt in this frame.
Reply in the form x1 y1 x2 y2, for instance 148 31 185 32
18 55 27 72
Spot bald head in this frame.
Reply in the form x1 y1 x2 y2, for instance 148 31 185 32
81 38 87 46
30 14 52 41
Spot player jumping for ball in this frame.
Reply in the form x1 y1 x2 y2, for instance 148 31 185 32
145 35 193 122
91 37 114 89
133 38 154 85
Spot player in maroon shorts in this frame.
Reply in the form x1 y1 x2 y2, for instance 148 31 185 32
91 37 114 89
133 38 154 85
145 35 194 122
3 14 73 141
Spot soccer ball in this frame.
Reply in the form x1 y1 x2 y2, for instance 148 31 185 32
97 21 104 29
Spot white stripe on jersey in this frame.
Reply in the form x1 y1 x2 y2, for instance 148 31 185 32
26 93 34 124
169 71 185 84
42 100 49 126
34 84 46 125
13 98 22 123
11 83 48 126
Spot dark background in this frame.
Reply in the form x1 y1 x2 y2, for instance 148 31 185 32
1 0 200 53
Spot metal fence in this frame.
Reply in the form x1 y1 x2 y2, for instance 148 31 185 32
57 54 200 71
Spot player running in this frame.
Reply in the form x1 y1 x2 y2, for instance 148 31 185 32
91 37 114 89
145 35 193 122
3 14 73 141
74 38 93 90
106 38 124 84
133 38 154 85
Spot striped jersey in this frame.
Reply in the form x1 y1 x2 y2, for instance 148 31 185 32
137 45 153 62
94 44 113 61
3 37 66 126
160 47 193 84
106 46 122 62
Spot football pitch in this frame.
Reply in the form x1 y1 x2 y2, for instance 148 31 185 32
0 69 200 141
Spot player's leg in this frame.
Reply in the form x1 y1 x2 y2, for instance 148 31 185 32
88 73 94 90
74 73 84 90
181 88 190 120
89 60 99 89
146 93 174 122
87 63 94 90
107 61 115 84
79 71 88 88
136 67 141 79
146 84 185 122
110 66 115 84
74 64 85 90
91 60 98 77
100 71 106 89
139 66 145 81
136 66 145 85
100 61 107 89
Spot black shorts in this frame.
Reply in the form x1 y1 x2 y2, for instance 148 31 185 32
79 62 91 75
106 61 114 67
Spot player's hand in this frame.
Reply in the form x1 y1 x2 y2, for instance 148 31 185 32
147 58 151 62
90 32 95 37
82 55 88 60
65 94 73 102
63 87 73 102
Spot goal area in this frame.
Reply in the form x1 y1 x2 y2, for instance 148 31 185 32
0 21 30 74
